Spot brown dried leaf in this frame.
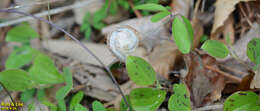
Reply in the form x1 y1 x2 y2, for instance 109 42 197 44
148 41 181 79
211 15 235 44
211 0 254 35
184 53 225 107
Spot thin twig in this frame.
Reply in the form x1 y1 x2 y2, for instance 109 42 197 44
0 0 102 28
0 9 130 108
201 0 206 13
193 104 223 111
0 82 15 104
4 0 64 10
238 3 253 27
205 65 242 83
218 64 248 76
47 0 52 22
128 0 142 18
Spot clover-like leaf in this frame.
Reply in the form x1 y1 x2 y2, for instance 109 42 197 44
224 91 260 111
29 54 64 85
6 23 38 42
56 68 73 101
201 40 229 58
168 83 191 111
126 56 156 86
151 11 171 22
247 38 260 64
75 104 89 111
5 46 40 69
21 89 36 103
172 16 193 54
92 101 106 111
70 91 84 111
130 88 166 111
0 69 32 91
135 3 168 11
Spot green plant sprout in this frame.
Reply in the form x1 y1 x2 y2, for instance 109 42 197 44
81 0 160 40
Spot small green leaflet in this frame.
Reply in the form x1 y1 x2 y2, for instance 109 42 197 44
81 12 92 40
6 23 38 42
0 69 32 91
130 88 166 111
56 68 73 111
168 83 191 111
172 16 193 54
182 16 194 48
57 99 66 111
56 67 73 101
200 35 209 43
109 0 118 15
36 89 58 111
70 91 84 111
5 45 40 69
135 3 168 12
151 11 171 22
92 101 107 111
120 95 133 111
126 56 156 86
247 38 260 64
29 53 64 85
201 40 229 58
21 89 36 103
224 91 260 111
75 104 89 111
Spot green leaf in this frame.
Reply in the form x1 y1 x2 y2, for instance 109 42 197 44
21 89 36 103
75 104 89 111
200 35 208 43
70 91 84 111
107 108 117 111
56 67 73 101
120 95 133 111
151 11 171 22
6 23 38 42
93 0 109 24
224 91 260 111
201 40 229 58
28 102 36 111
41 99 58 111
126 56 156 86
182 16 194 47
36 89 58 111
135 3 168 11
84 24 92 40
168 83 191 111
130 88 166 111
172 16 192 54
57 99 66 111
109 1 118 15
92 101 106 111
247 38 260 64
0 69 32 91
5 46 40 69
118 0 129 10
93 22 106 30
29 53 64 85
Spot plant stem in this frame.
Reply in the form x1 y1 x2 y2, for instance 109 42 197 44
0 9 130 108
47 0 52 22
0 82 16 111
